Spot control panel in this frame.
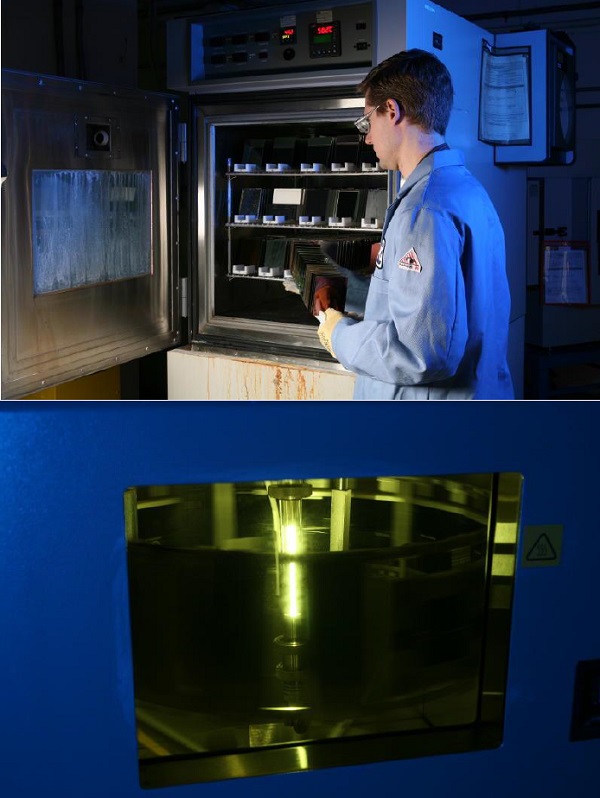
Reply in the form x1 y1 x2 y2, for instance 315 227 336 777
190 2 373 82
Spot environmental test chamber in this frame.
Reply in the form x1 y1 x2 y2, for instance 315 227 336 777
0 401 598 796
1 0 576 399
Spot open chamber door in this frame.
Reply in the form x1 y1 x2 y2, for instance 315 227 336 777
1 70 181 398
124 472 522 788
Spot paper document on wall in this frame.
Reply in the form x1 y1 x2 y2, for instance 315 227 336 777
543 243 589 305
479 42 531 145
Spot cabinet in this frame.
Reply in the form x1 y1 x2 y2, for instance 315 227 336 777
193 100 393 350
226 160 387 311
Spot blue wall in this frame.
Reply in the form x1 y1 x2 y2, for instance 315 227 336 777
1 401 598 797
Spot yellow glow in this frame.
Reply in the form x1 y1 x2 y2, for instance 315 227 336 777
295 746 309 770
491 553 515 577
260 706 311 712
137 728 170 757
286 562 301 618
280 504 304 619
494 522 517 544
282 523 301 554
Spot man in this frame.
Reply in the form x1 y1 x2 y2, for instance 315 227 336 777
317 49 514 400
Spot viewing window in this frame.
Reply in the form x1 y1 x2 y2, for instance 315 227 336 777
123 473 522 788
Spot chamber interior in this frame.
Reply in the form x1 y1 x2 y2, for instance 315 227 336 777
123 473 522 787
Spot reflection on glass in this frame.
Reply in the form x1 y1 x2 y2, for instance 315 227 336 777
124 473 521 787
32 170 152 294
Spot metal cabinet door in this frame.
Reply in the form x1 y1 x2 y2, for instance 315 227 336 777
1 70 181 398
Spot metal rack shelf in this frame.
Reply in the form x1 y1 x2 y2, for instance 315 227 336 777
226 169 384 178
227 222 382 232
225 158 387 282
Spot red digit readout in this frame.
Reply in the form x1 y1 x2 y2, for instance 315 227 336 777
317 24 334 35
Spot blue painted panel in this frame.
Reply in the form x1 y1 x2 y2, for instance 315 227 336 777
1 401 598 797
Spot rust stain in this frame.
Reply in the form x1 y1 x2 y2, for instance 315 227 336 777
197 353 348 400
296 370 309 400
273 367 283 401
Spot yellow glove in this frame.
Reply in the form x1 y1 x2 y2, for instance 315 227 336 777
317 308 344 357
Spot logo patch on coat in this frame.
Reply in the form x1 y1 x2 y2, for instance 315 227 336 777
375 239 385 269
398 247 422 272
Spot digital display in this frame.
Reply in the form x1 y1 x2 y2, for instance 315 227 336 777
308 21 340 56
312 24 334 44
280 26 297 45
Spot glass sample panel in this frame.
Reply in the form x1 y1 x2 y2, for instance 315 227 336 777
124 473 521 787
32 170 152 295
211 120 382 327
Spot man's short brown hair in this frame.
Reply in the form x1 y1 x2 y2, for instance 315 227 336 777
358 49 453 135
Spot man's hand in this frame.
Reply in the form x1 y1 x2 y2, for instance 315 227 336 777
317 309 344 357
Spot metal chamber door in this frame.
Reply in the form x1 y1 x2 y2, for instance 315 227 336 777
1 70 181 399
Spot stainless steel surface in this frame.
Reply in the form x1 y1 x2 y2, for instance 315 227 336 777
1 70 180 398
193 2 373 80
166 0 376 95
164 0 527 393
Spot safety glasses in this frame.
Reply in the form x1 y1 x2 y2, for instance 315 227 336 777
354 105 380 135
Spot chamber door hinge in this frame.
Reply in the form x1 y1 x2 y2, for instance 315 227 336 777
177 122 188 164
180 277 189 318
